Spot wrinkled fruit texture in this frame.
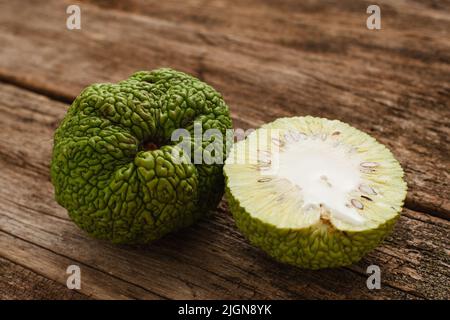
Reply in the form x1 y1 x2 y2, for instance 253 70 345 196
51 68 232 243
224 117 407 269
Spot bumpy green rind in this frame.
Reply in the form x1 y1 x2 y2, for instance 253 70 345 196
51 68 232 244
225 184 399 269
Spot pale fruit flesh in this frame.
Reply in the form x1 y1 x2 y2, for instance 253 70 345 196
224 116 407 269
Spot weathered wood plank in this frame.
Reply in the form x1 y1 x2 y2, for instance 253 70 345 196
0 0 448 217
0 231 163 300
84 0 450 65
0 83 448 299
0 256 89 300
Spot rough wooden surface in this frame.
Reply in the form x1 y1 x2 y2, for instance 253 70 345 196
0 0 449 300
0 257 89 300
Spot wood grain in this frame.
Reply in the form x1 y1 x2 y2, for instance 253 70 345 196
0 0 449 299
0 83 448 299
0 256 89 300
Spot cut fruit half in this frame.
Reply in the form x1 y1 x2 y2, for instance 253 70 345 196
224 116 407 269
